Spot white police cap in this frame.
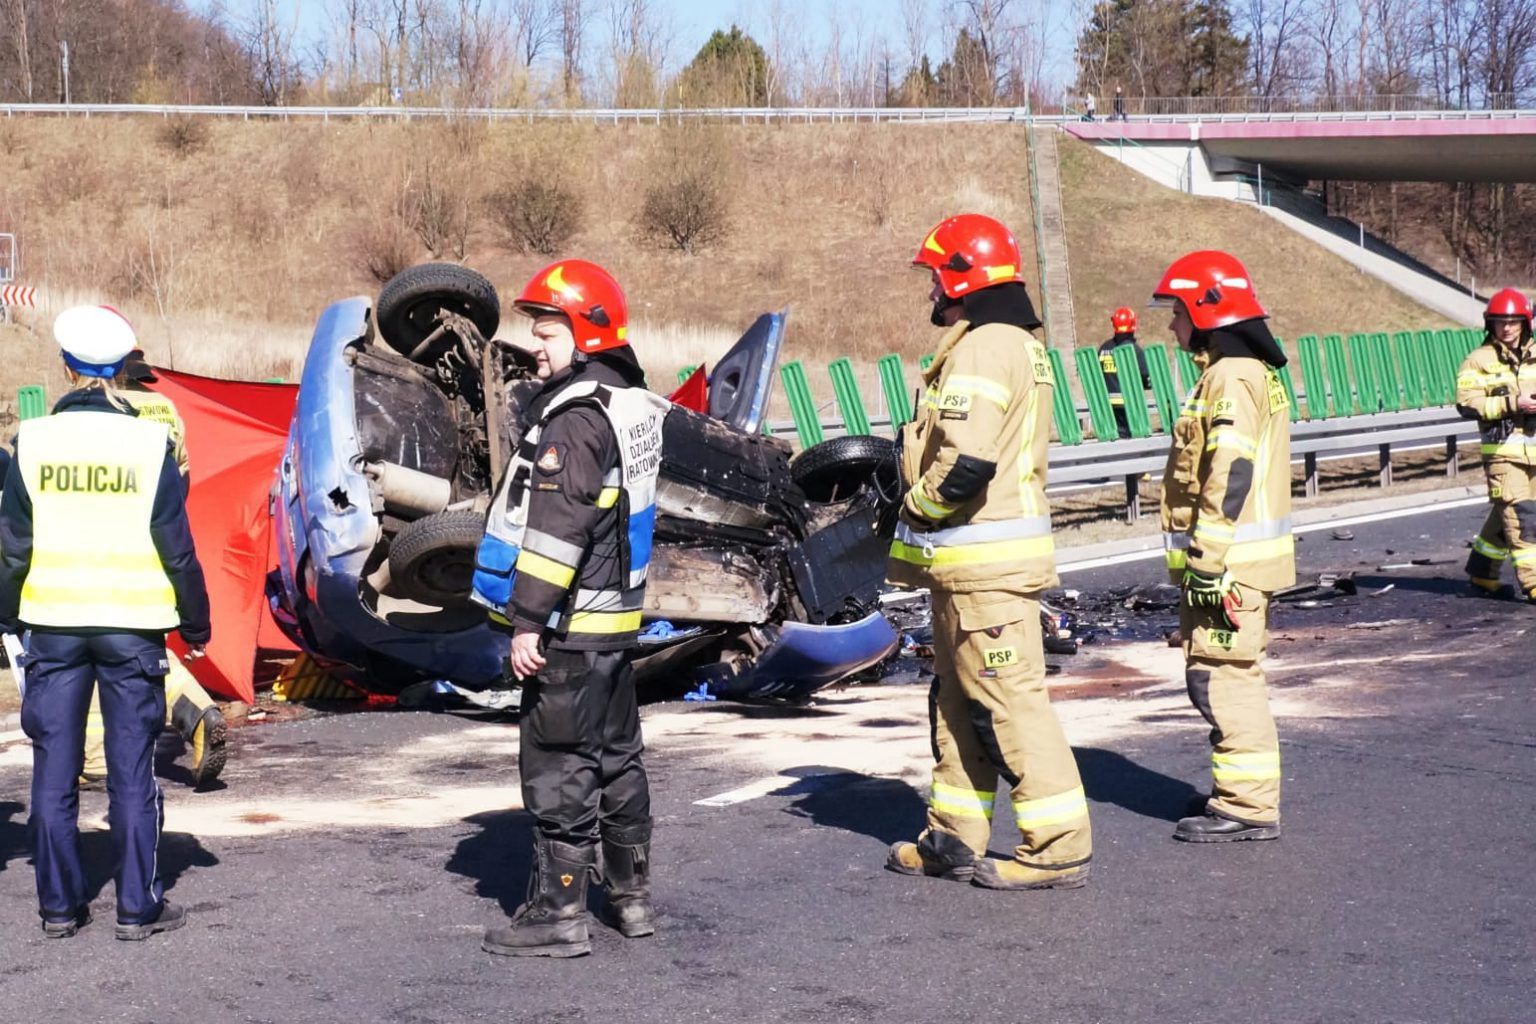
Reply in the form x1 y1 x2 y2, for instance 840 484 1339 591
53 305 137 377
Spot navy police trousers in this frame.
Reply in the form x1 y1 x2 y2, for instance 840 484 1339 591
19 631 169 925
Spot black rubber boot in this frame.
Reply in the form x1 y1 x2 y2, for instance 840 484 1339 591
483 838 595 958
600 839 655 938
885 829 977 882
172 697 227 787
1173 812 1280 843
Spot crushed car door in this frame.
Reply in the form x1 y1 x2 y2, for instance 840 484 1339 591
706 311 784 434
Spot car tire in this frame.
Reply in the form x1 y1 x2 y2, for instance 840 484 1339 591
791 435 898 503
387 508 488 606
376 263 500 363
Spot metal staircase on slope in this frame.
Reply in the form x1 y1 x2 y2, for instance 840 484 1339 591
1028 125 1078 350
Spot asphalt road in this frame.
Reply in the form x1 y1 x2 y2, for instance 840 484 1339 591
0 501 1531 1024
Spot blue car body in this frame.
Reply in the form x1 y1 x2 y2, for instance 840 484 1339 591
271 296 897 700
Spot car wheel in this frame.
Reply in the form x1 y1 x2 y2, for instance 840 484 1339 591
387 509 488 606
791 435 898 503
376 263 500 363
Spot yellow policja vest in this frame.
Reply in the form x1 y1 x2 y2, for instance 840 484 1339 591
17 410 179 630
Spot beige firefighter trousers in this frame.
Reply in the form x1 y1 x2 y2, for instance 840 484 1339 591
924 589 1092 870
1483 463 1536 593
1180 582 1281 825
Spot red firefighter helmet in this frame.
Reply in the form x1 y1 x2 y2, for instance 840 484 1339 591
1151 250 1267 331
1484 287 1532 323
514 259 629 353
912 214 1025 298
1111 307 1137 333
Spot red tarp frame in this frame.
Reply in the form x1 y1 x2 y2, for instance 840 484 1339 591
147 369 299 702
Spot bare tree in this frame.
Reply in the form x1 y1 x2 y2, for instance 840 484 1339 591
1244 0 1312 101
1482 0 1536 105
601 0 669 106
5 0 33 101
228 0 300 104
510 0 556 66
901 0 928 76
558 0 584 101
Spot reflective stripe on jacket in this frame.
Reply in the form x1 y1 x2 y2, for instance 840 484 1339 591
1455 341 1536 466
888 319 1058 593
15 411 180 630
471 377 669 648
1160 350 1296 592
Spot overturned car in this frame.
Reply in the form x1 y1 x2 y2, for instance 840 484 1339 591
270 264 901 701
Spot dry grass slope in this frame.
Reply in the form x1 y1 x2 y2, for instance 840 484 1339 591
1055 135 1451 353
0 118 1037 402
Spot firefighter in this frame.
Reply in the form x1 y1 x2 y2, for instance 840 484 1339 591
0 305 209 939
471 259 671 958
78 348 227 788
1155 251 1294 842
885 214 1092 891
1456 288 1536 599
1098 306 1153 438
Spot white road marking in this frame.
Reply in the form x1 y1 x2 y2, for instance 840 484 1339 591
1057 495 1487 574
694 770 838 807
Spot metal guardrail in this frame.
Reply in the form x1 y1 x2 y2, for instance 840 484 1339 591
1075 94 1522 117
6 102 1536 126
0 102 1034 123
772 404 1480 521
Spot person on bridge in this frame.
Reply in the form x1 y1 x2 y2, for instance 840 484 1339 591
471 259 671 958
1096 306 1153 438
886 213 1092 891
77 347 228 790
1456 288 1536 600
1154 251 1294 843
0 304 209 940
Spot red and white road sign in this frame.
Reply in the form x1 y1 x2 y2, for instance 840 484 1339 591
0 285 36 307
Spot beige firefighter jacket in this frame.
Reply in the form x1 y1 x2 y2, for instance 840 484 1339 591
887 319 1058 594
1160 348 1295 593
1455 340 1536 466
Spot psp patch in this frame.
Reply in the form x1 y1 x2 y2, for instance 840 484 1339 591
982 647 1017 669
536 443 567 475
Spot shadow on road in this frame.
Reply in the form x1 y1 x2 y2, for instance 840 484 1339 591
1076 747 1200 823
0 793 216 901
0 800 25 872
447 809 537 915
783 769 925 845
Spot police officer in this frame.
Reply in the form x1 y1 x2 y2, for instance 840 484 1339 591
1154 251 1294 842
1456 289 1536 599
1097 306 1153 438
472 260 670 958
886 214 1092 891
0 305 209 939
78 348 227 788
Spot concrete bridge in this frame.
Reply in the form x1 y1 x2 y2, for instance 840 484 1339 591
1064 111 1536 183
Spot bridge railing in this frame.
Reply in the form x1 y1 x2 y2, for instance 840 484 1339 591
1077 93 1522 117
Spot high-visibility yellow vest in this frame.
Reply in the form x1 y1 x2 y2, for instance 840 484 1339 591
16 410 179 630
